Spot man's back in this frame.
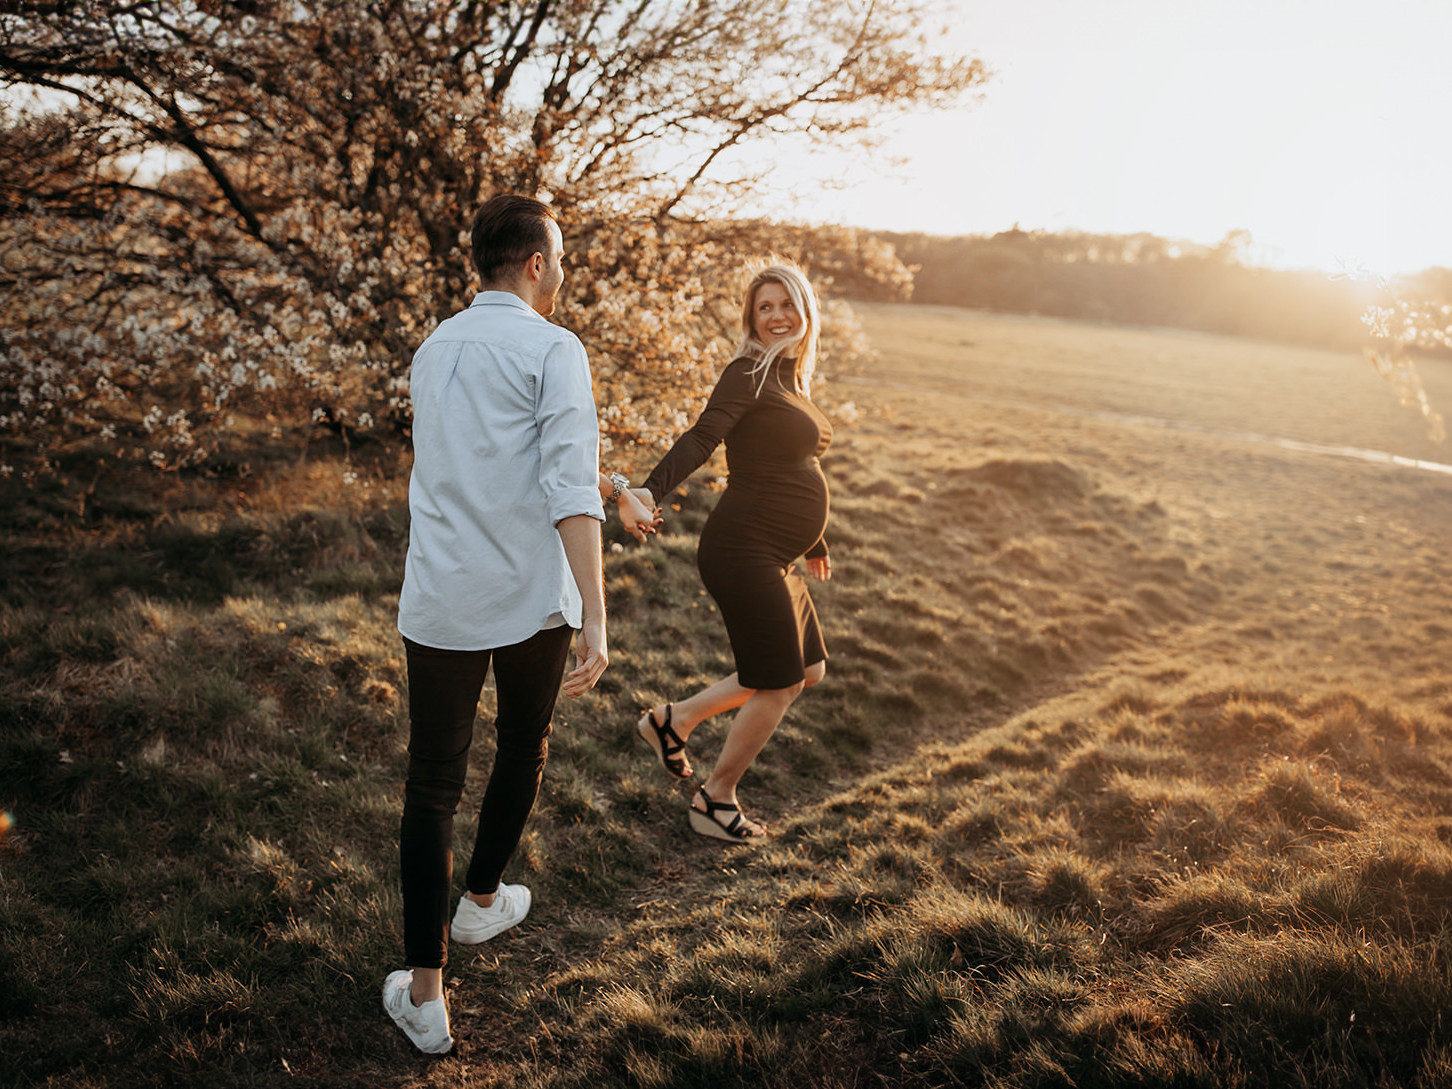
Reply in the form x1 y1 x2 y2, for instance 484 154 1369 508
398 291 600 652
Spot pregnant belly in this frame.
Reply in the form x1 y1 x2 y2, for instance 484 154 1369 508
700 475 828 564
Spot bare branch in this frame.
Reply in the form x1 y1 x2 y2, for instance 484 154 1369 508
490 0 550 101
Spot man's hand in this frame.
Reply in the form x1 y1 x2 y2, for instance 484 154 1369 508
616 488 662 543
562 614 607 698
806 555 832 581
556 513 607 698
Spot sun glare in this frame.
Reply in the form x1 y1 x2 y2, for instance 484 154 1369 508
788 2 1452 278
1236 105 1406 276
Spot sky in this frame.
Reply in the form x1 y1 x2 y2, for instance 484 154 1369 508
772 0 1452 277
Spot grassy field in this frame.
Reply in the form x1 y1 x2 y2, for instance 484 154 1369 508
3 302 1451 1087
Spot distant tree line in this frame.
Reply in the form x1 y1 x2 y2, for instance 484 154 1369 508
855 227 1452 359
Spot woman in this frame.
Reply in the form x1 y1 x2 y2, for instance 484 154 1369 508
631 260 833 842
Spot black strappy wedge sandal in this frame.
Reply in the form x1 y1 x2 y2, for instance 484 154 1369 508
688 786 765 842
636 704 693 779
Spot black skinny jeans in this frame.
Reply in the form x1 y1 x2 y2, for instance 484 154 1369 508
400 625 573 969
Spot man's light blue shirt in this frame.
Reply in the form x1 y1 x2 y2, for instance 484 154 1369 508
398 291 603 651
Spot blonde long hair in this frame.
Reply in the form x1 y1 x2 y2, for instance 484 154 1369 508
734 260 821 398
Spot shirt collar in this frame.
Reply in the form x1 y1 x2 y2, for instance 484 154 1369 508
469 290 540 316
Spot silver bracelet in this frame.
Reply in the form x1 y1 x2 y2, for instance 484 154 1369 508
608 472 630 502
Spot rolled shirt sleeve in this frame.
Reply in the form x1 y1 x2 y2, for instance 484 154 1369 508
536 337 606 526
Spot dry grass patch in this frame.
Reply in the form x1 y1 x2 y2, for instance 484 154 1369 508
4 306 1451 1086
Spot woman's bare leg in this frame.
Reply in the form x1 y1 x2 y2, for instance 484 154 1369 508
702 665 824 816
652 660 824 741
663 662 827 831
646 673 751 742
693 682 802 822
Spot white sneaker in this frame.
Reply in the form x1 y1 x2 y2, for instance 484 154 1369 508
382 969 454 1055
450 882 531 944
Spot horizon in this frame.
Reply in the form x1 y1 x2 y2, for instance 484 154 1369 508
756 0 1452 281
843 222 1450 280
6 1 1449 281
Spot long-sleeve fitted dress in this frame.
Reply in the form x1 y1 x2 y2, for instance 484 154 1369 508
643 355 833 690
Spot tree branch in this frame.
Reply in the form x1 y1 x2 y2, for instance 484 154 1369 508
489 0 550 100
137 79 266 240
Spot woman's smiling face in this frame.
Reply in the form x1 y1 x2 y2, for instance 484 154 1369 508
751 281 801 347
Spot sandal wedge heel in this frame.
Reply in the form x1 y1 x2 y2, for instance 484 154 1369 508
637 704 693 779
688 786 765 842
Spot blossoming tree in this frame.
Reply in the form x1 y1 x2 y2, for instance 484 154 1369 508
0 0 982 478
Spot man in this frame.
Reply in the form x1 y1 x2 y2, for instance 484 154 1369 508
382 194 611 1055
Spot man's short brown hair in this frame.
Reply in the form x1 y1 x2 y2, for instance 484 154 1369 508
470 194 557 285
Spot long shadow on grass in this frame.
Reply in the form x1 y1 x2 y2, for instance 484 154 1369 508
3 505 411 609
495 450 1234 1086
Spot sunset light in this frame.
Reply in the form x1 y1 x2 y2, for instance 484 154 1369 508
4 4 1452 1083
783 0 1452 277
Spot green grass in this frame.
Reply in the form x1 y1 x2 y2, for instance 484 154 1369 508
2 304 1451 1086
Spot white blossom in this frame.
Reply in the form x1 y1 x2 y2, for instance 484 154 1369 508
0 1 961 477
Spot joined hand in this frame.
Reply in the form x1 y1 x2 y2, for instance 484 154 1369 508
618 486 663 542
